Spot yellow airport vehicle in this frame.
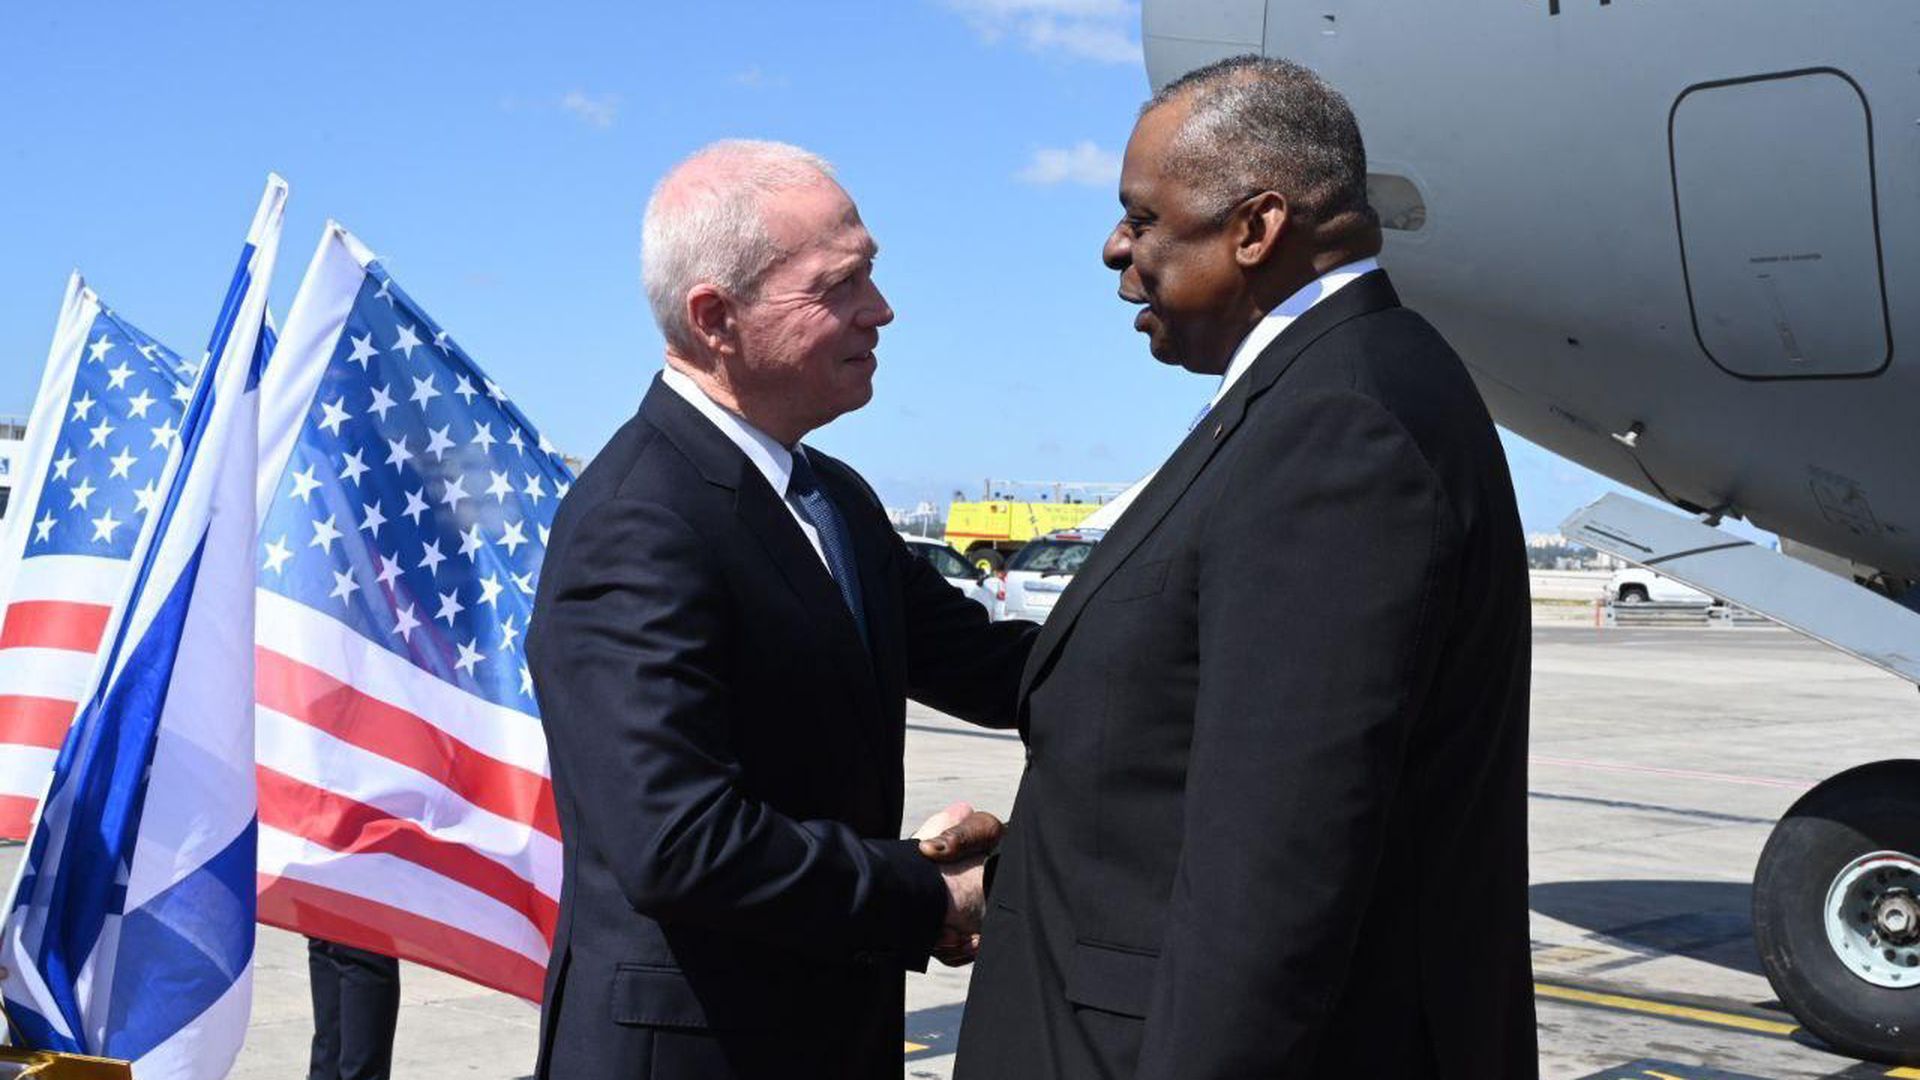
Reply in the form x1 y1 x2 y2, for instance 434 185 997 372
944 480 1126 573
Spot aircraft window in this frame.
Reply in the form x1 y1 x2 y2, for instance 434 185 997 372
1366 173 1426 232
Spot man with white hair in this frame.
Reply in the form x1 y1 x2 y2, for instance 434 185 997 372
527 141 1034 1080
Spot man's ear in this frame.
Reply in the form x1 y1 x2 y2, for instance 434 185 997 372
1233 191 1289 269
686 284 735 354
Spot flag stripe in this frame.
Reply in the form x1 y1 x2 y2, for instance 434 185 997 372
0 696 78 751
255 645 559 839
0 795 38 840
0 747 58 797
257 766 558 938
0 601 111 653
4 555 145 607
256 705 560 887
0 638 105 842
0 648 99 702
257 873 545 1002
255 590 550 773
258 825 549 966
0 559 139 842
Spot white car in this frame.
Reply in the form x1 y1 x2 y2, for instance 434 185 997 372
1608 566 1713 605
998 529 1103 622
899 535 1000 615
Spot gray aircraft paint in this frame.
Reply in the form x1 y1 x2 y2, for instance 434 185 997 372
1141 0 1919 583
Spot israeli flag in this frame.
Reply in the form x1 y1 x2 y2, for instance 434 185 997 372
0 175 286 1078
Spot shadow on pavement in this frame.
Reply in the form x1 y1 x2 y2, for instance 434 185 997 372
904 1001 966 1062
1530 879 1763 977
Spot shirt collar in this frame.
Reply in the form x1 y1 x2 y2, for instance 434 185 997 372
660 364 795 498
1210 257 1381 407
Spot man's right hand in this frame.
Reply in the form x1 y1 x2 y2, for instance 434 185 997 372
933 854 988 966
910 801 1005 966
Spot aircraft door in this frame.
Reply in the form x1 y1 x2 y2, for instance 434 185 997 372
1669 69 1890 380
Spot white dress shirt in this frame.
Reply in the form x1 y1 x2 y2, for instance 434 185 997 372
1105 260 1384 532
659 365 830 571
1209 257 1381 408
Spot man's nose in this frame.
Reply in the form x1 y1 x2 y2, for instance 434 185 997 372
1102 224 1131 271
863 280 895 329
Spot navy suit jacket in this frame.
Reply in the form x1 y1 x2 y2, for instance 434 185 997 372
529 378 1033 1080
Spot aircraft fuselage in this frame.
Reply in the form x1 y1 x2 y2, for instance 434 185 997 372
1145 0 1920 582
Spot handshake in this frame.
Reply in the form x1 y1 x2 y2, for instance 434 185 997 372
912 801 1005 968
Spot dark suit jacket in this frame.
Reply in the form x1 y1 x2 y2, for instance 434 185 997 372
528 378 1033 1080
956 271 1537 1079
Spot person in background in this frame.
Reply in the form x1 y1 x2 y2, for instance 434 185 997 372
306 936 398 1080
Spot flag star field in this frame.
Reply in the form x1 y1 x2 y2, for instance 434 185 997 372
28 315 192 560
257 268 572 710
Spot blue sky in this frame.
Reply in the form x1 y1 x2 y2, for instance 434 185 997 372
0 0 1642 532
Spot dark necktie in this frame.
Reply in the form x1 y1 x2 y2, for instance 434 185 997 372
787 450 869 648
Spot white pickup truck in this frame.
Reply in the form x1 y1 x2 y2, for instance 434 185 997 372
1608 565 1713 605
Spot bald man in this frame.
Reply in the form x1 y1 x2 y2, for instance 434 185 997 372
527 141 1035 1080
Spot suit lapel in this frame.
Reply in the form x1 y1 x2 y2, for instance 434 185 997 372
1018 270 1402 698
1016 387 1247 699
731 476 876 680
642 378 883 713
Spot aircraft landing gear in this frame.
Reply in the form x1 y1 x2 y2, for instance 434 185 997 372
1753 759 1920 1065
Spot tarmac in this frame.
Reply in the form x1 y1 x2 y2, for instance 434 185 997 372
8 606 1920 1079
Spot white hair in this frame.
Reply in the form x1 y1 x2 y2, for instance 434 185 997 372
641 139 837 353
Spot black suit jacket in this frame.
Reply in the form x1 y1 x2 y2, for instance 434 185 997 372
528 378 1033 1080
956 272 1537 1079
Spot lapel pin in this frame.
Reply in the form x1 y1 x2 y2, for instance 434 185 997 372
1211 421 1224 440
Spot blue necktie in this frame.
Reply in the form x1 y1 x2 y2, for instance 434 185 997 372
788 450 870 648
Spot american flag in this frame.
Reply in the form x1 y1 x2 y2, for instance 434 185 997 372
254 223 569 1001
0 275 194 839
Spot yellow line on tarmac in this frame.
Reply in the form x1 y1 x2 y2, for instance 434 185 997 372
1535 980 1920 1076
909 986 1918 1073
1533 981 1799 1036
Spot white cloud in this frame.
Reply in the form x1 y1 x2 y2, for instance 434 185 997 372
943 0 1143 64
1017 141 1123 187
558 90 619 129
1023 16 1143 63
731 65 790 90
954 0 1132 17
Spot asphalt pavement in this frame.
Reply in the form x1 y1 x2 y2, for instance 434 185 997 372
7 610 1918 1079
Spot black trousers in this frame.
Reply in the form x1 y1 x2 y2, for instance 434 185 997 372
307 937 400 1080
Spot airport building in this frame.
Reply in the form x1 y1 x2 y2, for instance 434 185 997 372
0 414 24 522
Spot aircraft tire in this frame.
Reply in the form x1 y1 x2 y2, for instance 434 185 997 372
1753 759 1920 1066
